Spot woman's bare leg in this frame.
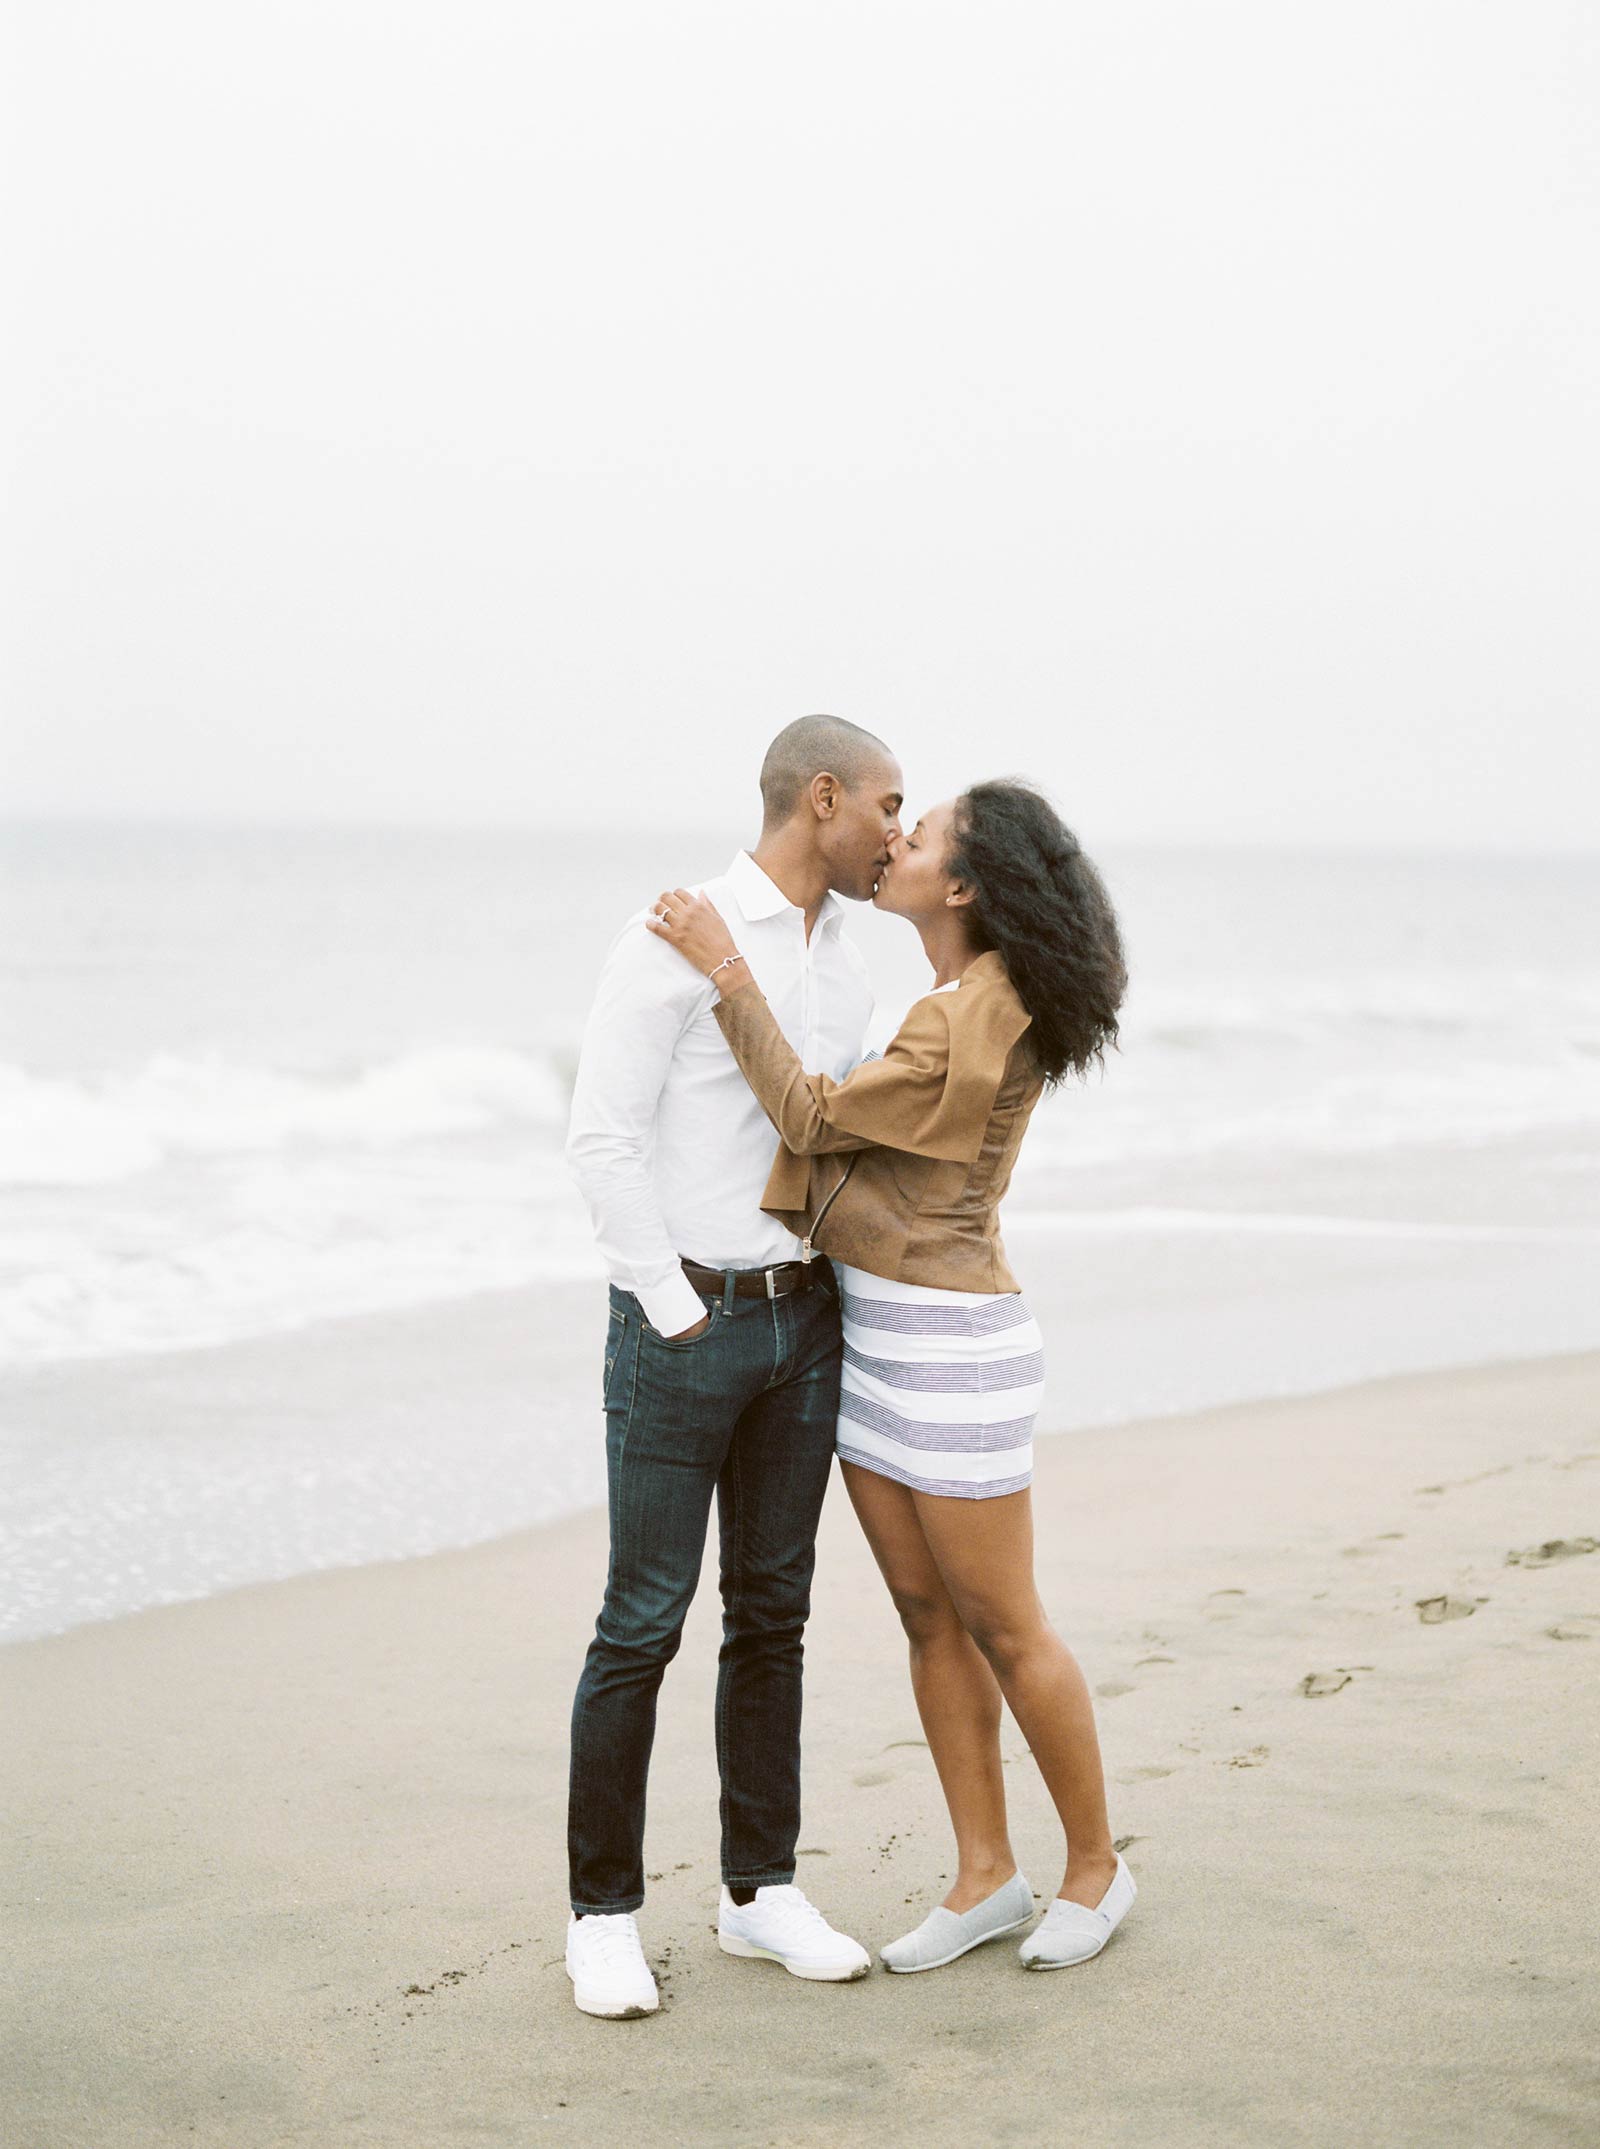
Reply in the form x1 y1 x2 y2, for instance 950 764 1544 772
842 1461 1017 1911
912 1486 1117 1907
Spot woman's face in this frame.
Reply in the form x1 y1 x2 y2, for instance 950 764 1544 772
872 798 961 918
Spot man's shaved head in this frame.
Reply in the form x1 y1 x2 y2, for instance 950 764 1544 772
751 714 904 903
759 714 895 828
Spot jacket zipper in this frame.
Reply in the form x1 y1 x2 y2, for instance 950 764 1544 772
801 1153 859 1264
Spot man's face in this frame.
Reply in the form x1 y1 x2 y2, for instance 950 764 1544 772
821 756 905 901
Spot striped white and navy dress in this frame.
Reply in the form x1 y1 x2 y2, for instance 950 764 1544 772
833 1263 1044 1500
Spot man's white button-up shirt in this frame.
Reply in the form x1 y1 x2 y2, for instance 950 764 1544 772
565 850 874 1339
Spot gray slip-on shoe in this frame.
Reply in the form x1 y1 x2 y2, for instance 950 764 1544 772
880 1871 1036 1973
1019 1853 1136 1969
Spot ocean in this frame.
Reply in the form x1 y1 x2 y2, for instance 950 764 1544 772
3 821 1598 1637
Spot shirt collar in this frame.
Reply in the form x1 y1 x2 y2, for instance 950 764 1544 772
726 850 845 933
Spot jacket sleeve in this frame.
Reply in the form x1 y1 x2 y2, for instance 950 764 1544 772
713 980 1029 1165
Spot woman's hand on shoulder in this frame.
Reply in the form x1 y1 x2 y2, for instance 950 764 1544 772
645 887 749 990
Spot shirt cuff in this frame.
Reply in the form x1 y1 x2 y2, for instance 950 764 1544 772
635 1268 710 1339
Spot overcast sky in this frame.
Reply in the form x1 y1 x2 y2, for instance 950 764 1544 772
5 2 1597 847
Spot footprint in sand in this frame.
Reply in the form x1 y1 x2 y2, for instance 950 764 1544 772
1134 1655 1176 1669
882 1738 929 1752
1204 1590 1247 1621
1225 1746 1269 1768
1095 1680 1135 1699
1415 1594 1488 1623
1544 1614 1600 1642
853 1770 893 1788
1117 1764 1175 1783
1423 1459 1559 1497
1300 1671 1352 1697
1505 1537 1598 1568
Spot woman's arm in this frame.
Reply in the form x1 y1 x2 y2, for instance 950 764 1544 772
643 883 1027 1164
713 983 970 1159
643 883 956 1155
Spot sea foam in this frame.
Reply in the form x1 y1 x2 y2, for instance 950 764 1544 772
0 1046 568 1188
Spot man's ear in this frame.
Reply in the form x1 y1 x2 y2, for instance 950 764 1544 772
810 772 840 821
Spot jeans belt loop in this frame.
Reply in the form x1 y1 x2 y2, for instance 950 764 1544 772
722 1268 737 1317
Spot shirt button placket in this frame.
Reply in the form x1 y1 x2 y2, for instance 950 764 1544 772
801 921 818 1062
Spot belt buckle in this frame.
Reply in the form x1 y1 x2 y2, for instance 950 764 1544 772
765 1266 778 1301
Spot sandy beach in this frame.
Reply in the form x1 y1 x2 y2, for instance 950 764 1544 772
5 1331 1597 2149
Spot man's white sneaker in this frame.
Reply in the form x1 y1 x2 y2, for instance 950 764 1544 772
566 1912 660 2019
717 1884 871 1981
1019 1854 1137 1969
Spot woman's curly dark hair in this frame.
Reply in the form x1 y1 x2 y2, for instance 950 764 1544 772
945 779 1127 1086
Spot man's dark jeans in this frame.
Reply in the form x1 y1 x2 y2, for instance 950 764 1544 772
567 1268 842 1916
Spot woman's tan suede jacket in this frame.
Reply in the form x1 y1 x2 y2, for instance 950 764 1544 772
713 947 1045 1294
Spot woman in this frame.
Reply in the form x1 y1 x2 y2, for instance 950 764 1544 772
645 779 1132 1975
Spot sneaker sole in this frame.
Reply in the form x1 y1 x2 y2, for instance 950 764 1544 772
881 1911 1036 1973
718 1933 871 1981
567 1967 659 2018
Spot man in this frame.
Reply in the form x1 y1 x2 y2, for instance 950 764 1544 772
563 714 904 2019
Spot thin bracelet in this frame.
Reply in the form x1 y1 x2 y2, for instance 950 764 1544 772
708 953 747 980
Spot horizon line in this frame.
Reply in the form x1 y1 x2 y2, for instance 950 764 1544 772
1 812 1596 863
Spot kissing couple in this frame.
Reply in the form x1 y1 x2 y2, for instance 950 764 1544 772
564 715 1132 2018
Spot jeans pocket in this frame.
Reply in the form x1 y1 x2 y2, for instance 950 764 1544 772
603 1305 630 1408
642 1300 722 1351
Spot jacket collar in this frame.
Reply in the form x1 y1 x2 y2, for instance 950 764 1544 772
952 949 1033 1035
952 948 1015 993
727 850 844 932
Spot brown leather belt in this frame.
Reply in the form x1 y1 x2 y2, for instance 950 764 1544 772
681 1256 819 1301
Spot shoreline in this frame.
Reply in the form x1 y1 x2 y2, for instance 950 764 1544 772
3 1334 1598 1654
6 1349 1598 2147
7 1175 1599 1645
